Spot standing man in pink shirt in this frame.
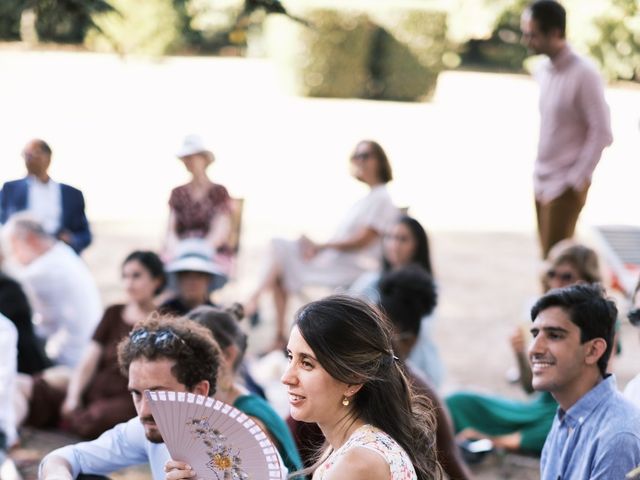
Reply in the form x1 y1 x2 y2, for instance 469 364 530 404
521 0 613 258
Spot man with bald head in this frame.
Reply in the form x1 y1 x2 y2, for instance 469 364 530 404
0 139 91 253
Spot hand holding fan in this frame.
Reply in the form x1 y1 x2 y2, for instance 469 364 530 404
145 390 283 479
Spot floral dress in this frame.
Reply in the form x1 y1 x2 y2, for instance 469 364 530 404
314 424 416 480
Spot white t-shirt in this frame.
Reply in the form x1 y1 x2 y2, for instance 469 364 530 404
0 314 17 448
19 242 102 367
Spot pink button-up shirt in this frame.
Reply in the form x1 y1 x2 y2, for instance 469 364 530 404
534 45 613 203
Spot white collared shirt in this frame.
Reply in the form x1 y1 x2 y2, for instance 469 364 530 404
27 175 62 234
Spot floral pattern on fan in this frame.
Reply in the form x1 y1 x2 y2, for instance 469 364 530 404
187 417 247 479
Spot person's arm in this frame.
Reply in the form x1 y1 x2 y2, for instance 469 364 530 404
39 417 149 479
590 432 640 479
61 189 92 254
163 209 180 260
39 456 74 480
510 327 534 394
302 227 379 260
566 68 613 191
61 341 103 415
206 212 231 251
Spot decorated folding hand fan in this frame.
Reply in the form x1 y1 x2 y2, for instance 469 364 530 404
145 390 283 479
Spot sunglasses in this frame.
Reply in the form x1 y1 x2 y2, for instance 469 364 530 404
351 152 373 161
546 269 576 283
129 327 188 349
628 309 640 327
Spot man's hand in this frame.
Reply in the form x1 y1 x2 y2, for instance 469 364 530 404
164 460 196 480
40 456 74 480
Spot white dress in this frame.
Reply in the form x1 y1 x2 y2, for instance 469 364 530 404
273 185 398 293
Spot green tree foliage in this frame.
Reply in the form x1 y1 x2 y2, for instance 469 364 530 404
0 0 115 43
588 0 640 81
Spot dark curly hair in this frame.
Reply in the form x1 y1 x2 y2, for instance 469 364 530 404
118 314 221 393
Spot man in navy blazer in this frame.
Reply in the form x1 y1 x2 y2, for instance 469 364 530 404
0 139 91 254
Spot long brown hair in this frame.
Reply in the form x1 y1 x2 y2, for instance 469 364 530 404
294 295 442 480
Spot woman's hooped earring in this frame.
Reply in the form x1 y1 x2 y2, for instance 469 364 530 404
342 396 350 406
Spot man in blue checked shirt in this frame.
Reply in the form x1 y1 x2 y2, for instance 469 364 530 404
529 283 640 479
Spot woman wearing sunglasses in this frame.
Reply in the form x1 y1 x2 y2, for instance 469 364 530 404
446 242 602 456
16 251 165 439
245 140 399 352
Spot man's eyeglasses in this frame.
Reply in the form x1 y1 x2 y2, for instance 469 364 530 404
546 269 576 283
129 327 188 349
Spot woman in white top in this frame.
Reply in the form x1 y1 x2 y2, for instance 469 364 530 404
246 140 399 351
282 295 442 480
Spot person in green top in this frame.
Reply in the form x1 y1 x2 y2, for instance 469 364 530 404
446 242 602 454
187 304 304 474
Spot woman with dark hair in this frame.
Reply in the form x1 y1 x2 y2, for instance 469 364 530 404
187 305 303 474
351 215 443 386
246 140 399 351
378 266 472 479
16 250 166 439
282 295 442 480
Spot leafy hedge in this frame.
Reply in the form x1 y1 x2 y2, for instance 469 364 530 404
264 2 449 101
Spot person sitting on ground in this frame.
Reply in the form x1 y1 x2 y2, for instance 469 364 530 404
245 140 399 351
15 251 166 439
187 304 303 473
531 284 640 478
624 275 640 407
160 240 219 316
3 213 102 368
0 247 51 375
0 138 92 254
280 295 442 479
351 215 444 387
445 242 602 455
164 134 233 288
38 315 224 480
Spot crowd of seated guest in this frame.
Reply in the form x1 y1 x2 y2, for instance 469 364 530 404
2 128 640 480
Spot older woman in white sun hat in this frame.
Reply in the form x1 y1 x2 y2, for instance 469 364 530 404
163 135 233 280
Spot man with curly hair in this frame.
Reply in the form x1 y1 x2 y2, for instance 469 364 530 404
39 315 222 480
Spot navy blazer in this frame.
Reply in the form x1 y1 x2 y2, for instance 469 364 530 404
0 177 92 253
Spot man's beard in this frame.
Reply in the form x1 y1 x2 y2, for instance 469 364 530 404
140 415 164 444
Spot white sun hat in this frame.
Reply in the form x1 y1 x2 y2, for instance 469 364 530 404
175 134 214 162
166 239 224 276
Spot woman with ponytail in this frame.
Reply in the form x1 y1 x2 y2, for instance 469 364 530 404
282 295 442 480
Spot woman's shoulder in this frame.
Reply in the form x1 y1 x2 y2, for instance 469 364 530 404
343 425 416 479
328 444 390 480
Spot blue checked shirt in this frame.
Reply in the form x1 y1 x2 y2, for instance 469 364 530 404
540 375 640 480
